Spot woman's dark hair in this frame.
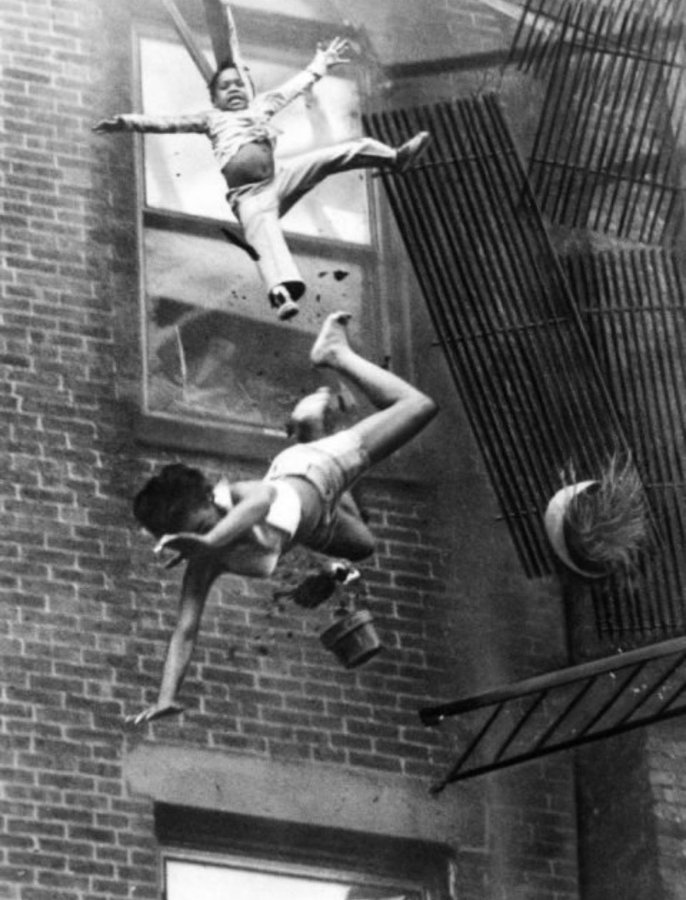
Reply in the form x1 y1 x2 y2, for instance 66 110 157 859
133 463 211 538
208 59 240 100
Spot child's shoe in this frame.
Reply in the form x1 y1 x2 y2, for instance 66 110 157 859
323 559 361 586
269 285 300 320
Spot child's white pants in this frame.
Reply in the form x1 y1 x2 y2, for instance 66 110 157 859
228 137 397 297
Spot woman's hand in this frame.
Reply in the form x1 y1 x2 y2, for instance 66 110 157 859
154 532 211 562
125 702 185 726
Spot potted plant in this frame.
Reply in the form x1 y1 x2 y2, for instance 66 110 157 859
320 605 383 669
544 455 647 578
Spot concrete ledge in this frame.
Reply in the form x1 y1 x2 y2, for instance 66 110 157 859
125 743 463 845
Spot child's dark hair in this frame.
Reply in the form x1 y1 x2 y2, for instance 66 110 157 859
133 463 211 538
208 58 240 100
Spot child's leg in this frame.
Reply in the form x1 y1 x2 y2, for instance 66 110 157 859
275 134 430 218
234 187 305 316
310 312 438 466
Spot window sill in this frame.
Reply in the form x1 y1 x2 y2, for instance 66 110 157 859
134 410 436 488
134 410 288 466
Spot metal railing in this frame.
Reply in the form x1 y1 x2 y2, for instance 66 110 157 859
364 94 632 579
421 635 686 790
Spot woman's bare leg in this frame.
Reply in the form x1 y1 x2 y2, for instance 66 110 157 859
322 509 376 560
310 312 437 465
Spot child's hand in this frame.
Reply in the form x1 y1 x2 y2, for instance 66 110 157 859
125 702 185 726
311 37 351 75
154 532 210 560
92 116 125 133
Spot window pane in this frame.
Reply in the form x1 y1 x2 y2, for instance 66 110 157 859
143 227 366 428
139 37 370 244
165 859 419 900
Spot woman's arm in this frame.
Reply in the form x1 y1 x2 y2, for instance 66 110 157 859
154 481 276 560
126 558 220 725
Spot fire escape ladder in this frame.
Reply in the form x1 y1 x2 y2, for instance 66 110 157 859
420 636 686 791
363 93 634 580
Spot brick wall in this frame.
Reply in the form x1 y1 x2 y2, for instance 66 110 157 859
648 722 686 900
1 1 579 898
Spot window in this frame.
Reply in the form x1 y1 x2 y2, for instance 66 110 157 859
133 17 382 444
156 805 452 900
164 853 423 900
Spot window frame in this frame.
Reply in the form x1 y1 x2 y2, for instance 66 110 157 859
162 848 426 900
128 7 390 460
156 803 454 900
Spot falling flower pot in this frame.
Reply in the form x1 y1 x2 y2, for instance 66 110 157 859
544 480 610 579
320 609 383 668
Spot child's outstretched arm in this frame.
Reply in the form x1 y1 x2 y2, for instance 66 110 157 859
126 557 221 725
92 112 209 134
256 36 353 118
310 36 352 74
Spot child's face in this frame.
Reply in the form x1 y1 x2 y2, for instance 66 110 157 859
213 68 249 111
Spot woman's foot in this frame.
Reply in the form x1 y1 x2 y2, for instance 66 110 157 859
310 311 353 368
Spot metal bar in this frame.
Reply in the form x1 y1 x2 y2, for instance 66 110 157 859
202 0 233 65
599 255 668 633
431 700 686 789
527 2 580 202
657 669 686 713
419 634 686 724
431 316 571 342
430 702 507 794
515 0 686 70
569 2 641 228
527 157 681 192
587 9 659 232
506 0 540 71
651 249 686 491
619 83 671 240
465 101 597 479
519 0 562 78
578 6 647 232
492 690 549 762
486 95 629 466
601 11 672 234
574 662 648 737
478 96 624 506
643 67 686 244
367 106 547 572
645 168 682 247
615 651 686 725
550 2 614 225
615 254 679 629
648 253 686 628
159 0 215 83
435 101 560 504
629 252 685 611
531 676 596 750
421 100 552 557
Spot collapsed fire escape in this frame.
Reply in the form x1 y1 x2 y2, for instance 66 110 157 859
365 0 686 788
